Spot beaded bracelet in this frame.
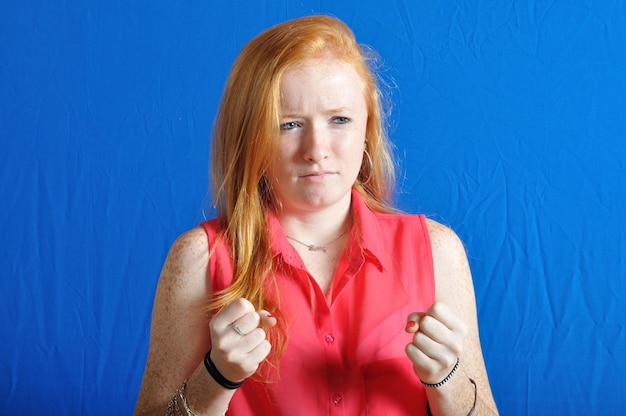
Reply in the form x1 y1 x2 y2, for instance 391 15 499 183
421 356 460 388
166 380 199 416
178 381 200 416
166 379 228 416
204 349 244 390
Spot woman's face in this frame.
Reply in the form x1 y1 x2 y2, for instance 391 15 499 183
268 58 368 215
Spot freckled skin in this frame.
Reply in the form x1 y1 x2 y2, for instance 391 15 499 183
134 52 498 416
268 58 367 217
135 228 220 414
135 228 277 415
403 219 499 415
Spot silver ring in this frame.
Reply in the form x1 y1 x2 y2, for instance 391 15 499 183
232 323 244 336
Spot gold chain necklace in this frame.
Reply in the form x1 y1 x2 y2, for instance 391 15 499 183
286 228 349 253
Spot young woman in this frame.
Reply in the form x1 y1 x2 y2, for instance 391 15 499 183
135 15 498 416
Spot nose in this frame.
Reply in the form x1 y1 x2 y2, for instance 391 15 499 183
302 124 328 163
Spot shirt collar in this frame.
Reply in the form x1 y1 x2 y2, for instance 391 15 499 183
349 188 387 272
267 188 387 272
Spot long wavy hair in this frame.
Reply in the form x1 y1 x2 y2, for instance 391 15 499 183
208 15 396 358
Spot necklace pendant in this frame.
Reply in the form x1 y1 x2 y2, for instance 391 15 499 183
308 245 327 253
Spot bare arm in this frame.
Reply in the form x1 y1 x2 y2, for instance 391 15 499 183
406 219 498 415
134 227 276 415
133 227 235 415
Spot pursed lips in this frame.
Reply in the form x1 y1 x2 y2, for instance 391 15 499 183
298 170 336 179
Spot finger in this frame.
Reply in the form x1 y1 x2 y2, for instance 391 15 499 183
405 340 432 367
230 308 278 337
231 310 262 336
410 330 444 358
209 343 258 382
210 327 271 381
405 340 458 383
425 302 467 336
417 314 454 346
211 298 255 330
238 326 269 353
237 339 273 375
405 340 444 376
259 310 277 329
405 312 425 333
250 339 272 362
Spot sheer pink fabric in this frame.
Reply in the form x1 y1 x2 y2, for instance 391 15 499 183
202 190 435 415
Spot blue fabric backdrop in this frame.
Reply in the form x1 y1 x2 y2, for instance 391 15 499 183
2 1 625 414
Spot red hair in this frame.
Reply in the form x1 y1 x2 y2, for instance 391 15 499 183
208 15 396 359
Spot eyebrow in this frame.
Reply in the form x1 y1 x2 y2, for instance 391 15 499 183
279 107 352 118
324 107 351 114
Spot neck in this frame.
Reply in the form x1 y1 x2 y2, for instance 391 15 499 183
278 199 352 246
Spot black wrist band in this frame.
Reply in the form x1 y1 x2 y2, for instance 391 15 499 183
203 349 244 390
421 356 460 388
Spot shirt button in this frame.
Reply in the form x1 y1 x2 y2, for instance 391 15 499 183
324 333 335 344
332 393 342 405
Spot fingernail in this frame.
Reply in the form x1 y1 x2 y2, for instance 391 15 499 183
406 320 416 328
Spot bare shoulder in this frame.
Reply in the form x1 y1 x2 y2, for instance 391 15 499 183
152 225 212 346
152 226 211 330
425 218 468 266
153 225 211 346
424 218 474 306
161 226 210 284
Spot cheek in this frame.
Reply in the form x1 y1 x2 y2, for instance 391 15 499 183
266 152 292 186
352 150 366 172
337 138 365 165
275 139 299 161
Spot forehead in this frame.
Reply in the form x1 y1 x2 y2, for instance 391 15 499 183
279 58 366 109
282 57 362 85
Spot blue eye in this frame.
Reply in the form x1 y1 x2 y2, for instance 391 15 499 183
332 116 350 124
280 121 299 130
